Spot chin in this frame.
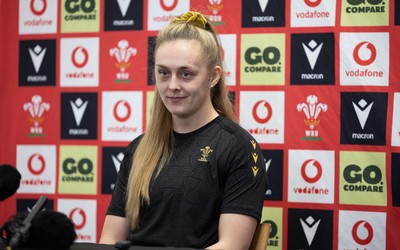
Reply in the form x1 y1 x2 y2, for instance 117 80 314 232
170 110 192 118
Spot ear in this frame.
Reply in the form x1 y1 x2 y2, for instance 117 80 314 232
209 66 222 87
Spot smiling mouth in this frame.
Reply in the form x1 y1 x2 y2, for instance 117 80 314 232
168 96 185 100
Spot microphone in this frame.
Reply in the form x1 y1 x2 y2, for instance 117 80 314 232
0 164 21 201
19 210 77 249
3 197 76 249
8 196 48 248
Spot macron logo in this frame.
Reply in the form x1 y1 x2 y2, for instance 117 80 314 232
111 152 124 173
70 98 88 127
265 158 271 173
302 40 323 70
29 45 46 73
352 99 373 130
258 0 270 13
300 216 320 246
116 0 131 17
265 158 272 195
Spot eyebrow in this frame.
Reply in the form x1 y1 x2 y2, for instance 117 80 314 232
155 64 197 71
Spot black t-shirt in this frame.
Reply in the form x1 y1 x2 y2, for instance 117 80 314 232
107 116 267 248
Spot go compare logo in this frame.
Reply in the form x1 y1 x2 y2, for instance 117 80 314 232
343 164 383 192
64 0 97 20
341 0 388 26
59 145 97 195
62 158 94 182
61 0 100 33
340 151 387 206
244 46 281 73
344 0 386 14
241 33 285 85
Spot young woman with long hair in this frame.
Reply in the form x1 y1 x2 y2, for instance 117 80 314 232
100 11 267 250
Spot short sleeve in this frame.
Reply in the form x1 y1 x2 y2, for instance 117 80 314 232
220 135 267 221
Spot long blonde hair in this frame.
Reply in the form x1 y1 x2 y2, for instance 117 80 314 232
125 12 236 230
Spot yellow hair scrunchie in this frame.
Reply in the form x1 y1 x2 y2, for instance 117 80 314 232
172 11 208 30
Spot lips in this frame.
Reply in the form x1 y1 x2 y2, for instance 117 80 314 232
167 96 185 100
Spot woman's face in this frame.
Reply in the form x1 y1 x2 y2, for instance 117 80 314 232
155 39 217 121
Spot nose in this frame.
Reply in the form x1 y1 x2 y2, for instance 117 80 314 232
168 75 181 91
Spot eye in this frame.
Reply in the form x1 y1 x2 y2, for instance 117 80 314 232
158 70 169 77
181 71 193 79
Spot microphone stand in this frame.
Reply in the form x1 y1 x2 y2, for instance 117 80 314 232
8 196 48 249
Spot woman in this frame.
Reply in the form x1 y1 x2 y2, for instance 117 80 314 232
99 11 267 249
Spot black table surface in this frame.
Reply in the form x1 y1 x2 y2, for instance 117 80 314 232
0 242 202 250
71 243 201 250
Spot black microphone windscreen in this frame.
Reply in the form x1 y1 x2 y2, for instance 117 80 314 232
22 210 77 249
0 164 21 201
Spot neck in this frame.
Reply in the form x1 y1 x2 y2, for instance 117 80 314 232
172 110 219 133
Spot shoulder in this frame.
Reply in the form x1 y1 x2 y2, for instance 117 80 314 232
209 117 263 166
216 116 259 147
119 134 144 173
125 134 144 154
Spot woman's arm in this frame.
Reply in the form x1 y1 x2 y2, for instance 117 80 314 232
206 213 258 250
99 215 130 245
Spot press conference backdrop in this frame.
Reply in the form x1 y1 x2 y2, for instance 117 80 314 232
0 0 399 249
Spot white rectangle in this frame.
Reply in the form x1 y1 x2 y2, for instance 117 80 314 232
338 210 386 249
16 144 56 194
102 91 143 141
57 199 97 243
287 149 335 204
60 38 99 87
147 0 190 31
290 0 336 27
19 0 58 34
239 91 284 144
340 32 389 86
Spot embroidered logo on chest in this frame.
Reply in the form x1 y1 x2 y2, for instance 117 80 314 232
198 145 213 162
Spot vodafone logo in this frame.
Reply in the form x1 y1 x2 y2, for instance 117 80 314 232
304 0 321 7
160 0 178 11
113 100 131 122
340 32 388 86
16 145 56 193
60 37 99 86
289 150 333 202
27 153 46 175
239 91 283 143
352 220 373 245
102 91 142 141
301 159 322 183
252 100 273 124
30 0 47 16
353 42 377 66
69 208 87 230
71 46 89 68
